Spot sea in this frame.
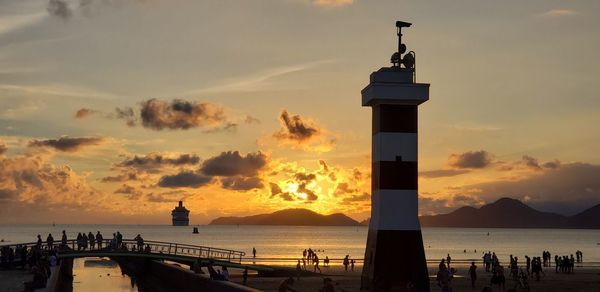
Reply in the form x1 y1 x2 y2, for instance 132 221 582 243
1 225 599 291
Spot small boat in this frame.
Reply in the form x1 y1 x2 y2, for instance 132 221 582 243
193 227 199 234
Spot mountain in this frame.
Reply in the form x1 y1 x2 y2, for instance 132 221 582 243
209 208 360 226
420 198 600 229
566 203 600 229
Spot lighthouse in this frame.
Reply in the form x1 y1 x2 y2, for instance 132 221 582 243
361 21 430 291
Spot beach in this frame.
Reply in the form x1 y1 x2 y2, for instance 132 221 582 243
236 263 600 291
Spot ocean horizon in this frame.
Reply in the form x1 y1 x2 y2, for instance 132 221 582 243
2 225 599 264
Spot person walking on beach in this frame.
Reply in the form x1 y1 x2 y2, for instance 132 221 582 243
313 254 321 273
324 256 329 267
350 259 355 271
296 260 302 280
343 255 350 271
469 261 477 288
436 263 452 292
446 253 451 269
252 247 256 258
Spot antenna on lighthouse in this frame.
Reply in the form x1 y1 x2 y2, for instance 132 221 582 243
391 21 415 69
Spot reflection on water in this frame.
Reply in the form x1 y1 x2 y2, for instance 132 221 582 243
73 258 139 292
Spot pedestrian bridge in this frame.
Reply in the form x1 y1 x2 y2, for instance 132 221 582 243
1 239 274 272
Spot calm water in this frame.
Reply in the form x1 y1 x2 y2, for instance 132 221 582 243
2 225 599 291
1 225 599 262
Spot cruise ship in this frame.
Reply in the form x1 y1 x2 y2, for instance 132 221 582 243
171 201 190 226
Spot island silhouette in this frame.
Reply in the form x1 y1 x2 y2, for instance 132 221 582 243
209 198 600 229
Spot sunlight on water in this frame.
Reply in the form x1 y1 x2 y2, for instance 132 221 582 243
72 258 138 291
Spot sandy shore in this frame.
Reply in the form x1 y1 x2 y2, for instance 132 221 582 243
230 264 600 292
0 269 32 292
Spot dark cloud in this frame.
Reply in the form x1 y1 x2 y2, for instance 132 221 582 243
115 107 137 127
244 115 261 124
334 182 358 196
221 176 263 191
158 171 212 188
146 193 183 203
543 160 561 169
463 162 600 215
269 183 295 201
294 172 316 183
28 136 104 152
0 189 18 201
139 98 229 131
47 0 72 19
117 153 201 171
273 110 320 142
74 108 97 119
0 142 6 155
114 184 142 200
297 183 318 201
420 169 470 178
447 150 493 169
200 151 267 177
342 192 370 203
521 155 542 170
101 172 139 183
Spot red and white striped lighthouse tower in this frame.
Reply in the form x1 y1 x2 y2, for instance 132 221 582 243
361 21 430 291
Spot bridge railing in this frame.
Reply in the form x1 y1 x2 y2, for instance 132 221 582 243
0 239 245 264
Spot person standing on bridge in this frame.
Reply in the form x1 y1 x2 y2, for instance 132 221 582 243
96 231 103 249
116 231 123 249
36 235 42 249
76 233 83 250
134 234 144 252
46 233 54 250
82 232 89 250
88 232 95 250
61 230 67 248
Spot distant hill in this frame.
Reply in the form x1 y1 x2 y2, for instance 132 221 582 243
420 198 600 229
566 203 600 229
209 208 360 226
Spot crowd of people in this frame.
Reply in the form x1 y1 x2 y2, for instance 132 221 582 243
436 249 585 292
1 240 59 292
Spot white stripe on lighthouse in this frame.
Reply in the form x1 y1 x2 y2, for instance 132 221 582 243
372 132 417 162
370 190 420 231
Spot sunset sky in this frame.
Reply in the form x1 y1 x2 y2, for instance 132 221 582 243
1 0 599 224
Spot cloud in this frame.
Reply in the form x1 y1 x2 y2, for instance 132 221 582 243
420 169 470 178
28 136 104 152
275 110 319 142
200 151 268 177
114 184 142 200
342 192 370 203
419 195 486 216
74 108 97 119
221 176 264 191
115 106 137 127
117 153 201 172
0 142 6 155
521 155 542 170
158 171 213 188
139 98 231 131
272 110 336 152
0 152 117 222
146 192 183 203
447 150 493 169
311 0 354 7
47 0 72 19
101 172 139 183
244 115 261 124
541 9 578 18
460 162 600 215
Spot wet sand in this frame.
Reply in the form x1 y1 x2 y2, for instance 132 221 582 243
231 264 600 292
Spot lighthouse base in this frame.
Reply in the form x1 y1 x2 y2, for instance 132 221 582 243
361 229 429 292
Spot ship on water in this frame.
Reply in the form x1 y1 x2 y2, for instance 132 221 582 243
171 201 190 226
